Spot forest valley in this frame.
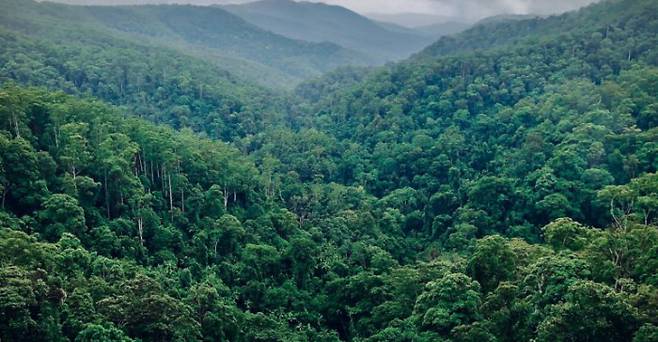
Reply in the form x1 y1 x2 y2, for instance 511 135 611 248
0 0 657 341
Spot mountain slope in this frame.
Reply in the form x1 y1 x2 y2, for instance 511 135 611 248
293 0 658 195
365 12 458 28
0 0 371 86
223 0 432 63
414 21 472 38
416 0 658 60
0 0 303 141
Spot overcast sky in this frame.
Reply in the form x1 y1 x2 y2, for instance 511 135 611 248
325 0 599 19
52 0 600 20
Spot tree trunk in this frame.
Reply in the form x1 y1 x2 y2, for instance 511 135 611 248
168 172 173 214
71 165 78 191
223 183 229 209
181 188 185 213
104 169 111 219
137 216 144 246
150 160 154 183
160 165 165 192
53 126 59 149
13 113 20 138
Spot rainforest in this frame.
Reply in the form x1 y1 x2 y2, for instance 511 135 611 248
0 0 657 341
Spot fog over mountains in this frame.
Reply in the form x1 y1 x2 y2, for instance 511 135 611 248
34 0 602 87
48 0 600 22
222 0 435 63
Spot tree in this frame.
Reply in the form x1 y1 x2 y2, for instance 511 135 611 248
630 173 658 225
0 265 64 341
96 275 201 341
0 136 48 211
542 218 592 251
0 266 40 341
38 194 86 241
597 173 658 228
75 324 133 342
468 235 516 293
286 235 318 288
185 277 241 342
634 324 658 342
536 193 575 222
216 214 245 257
536 280 639 342
598 184 637 230
58 122 91 187
413 272 481 334
97 133 139 218
467 176 516 231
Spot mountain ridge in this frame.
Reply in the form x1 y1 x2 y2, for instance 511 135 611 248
223 0 433 63
1 0 372 87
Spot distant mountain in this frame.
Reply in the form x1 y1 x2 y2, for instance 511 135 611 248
474 14 540 26
85 4 373 75
372 21 423 36
364 12 459 28
0 0 371 87
41 0 230 4
365 12 471 40
223 0 433 63
414 21 472 38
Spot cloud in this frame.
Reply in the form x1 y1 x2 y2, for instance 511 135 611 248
310 0 598 19
444 0 598 18
50 0 600 20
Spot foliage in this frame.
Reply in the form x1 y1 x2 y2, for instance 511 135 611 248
0 0 657 340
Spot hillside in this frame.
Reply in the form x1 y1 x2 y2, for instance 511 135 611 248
414 21 473 38
0 24 286 142
0 0 371 86
223 0 432 63
365 12 459 28
416 0 658 60
1 0 658 341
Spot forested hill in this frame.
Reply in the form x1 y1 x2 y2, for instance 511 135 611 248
295 0 657 105
0 0 305 141
1 0 658 341
415 0 657 60
0 0 371 86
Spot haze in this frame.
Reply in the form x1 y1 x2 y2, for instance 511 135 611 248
50 0 600 20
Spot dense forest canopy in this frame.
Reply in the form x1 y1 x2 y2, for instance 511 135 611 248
1 0 657 341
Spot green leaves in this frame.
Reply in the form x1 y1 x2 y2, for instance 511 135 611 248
467 235 516 293
536 280 639 342
38 194 86 241
0 0 658 340
96 275 201 341
542 218 592 251
598 173 658 228
75 323 134 342
413 273 481 334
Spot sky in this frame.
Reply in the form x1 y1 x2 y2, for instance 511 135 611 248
326 0 599 19
51 0 600 20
